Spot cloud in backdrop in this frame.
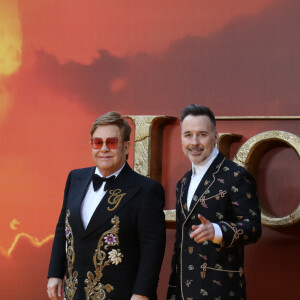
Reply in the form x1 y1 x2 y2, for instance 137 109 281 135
31 0 299 116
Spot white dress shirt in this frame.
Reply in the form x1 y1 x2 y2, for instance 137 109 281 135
187 147 223 244
81 164 125 229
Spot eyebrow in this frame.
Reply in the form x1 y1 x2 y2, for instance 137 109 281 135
182 130 208 134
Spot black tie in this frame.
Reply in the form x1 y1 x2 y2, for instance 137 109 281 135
92 174 115 191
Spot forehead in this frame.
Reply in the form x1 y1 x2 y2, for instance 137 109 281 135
181 115 214 132
92 124 122 138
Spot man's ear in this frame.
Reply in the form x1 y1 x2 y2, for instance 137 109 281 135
124 141 131 153
214 131 219 145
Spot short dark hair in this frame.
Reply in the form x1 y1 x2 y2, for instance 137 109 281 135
90 111 131 141
180 104 216 130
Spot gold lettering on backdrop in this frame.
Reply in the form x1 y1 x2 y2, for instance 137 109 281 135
128 115 299 228
233 130 300 228
126 115 176 182
217 133 242 159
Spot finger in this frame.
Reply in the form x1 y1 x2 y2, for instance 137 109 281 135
190 225 206 239
193 229 210 243
198 214 208 224
48 287 58 300
57 281 62 297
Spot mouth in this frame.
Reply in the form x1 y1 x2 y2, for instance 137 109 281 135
188 147 203 155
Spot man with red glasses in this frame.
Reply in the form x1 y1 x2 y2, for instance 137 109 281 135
47 112 166 300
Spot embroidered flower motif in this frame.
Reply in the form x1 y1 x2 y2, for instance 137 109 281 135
234 171 240 177
185 279 193 287
201 202 208 208
204 180 210 186
232 201 239 206
104 234 117 245
108 249 123 265
188 265 194 271
216 212 223 219
199 254 207 260
65 226 71 238
231 186 238 193
228 254 234 262
243 176 251 183
246 193 252 199
249 209 257 216
213 280 222 286
223 167 229 171
218 178 225 184
200 289 208 296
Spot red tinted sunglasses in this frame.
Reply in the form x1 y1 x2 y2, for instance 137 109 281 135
90 137 119 149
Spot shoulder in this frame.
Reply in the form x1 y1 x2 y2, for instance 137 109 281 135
221 158 252 176
220 158 257 188
68 166 95 177
131 170 163 189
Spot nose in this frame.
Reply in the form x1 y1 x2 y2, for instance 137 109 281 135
100 141 110 151
191 134 200 145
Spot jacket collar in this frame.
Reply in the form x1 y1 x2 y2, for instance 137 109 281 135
179 152 225 221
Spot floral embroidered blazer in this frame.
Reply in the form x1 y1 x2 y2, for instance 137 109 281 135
167 152 261 300
48 162 166 300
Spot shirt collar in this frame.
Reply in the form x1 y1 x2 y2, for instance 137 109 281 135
192 147 219 175
95 163 125 178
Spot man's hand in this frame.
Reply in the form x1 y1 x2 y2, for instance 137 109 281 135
190 214 215 243
47 277 63 299
131 294 150 300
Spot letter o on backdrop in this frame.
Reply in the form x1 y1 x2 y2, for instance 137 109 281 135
233 130 300 228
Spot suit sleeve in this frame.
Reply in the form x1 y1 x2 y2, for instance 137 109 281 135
218 167 262 248
132 181 166 299
48 171 72 278
167 183 180 299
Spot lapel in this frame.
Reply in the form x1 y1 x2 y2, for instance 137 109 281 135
84 162 141 238
68 167 95 237
182 152 226 224
178 170 192 219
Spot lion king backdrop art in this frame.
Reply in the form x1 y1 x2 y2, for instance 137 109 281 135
0 0 299 299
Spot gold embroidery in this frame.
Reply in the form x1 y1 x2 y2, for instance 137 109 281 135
220 221 244 246
188 247 194 254
64 210 78 300
200 262 244 278
85 216 123 300
107 189 126 211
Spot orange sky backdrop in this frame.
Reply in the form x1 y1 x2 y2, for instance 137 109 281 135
0 0 299 299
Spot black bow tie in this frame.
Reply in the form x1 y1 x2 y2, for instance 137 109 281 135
92 174 115 192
